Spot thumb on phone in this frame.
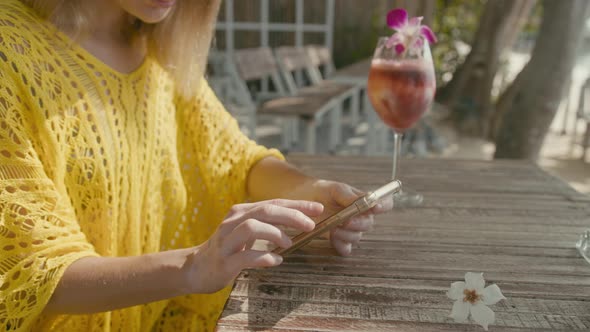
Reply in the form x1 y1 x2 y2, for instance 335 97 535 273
332 183 365 207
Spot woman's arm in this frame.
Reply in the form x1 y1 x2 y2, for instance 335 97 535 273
45 249 194 315
247 156 318 201
44 199 321 315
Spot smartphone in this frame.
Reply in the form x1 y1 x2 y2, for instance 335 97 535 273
272 179 402 256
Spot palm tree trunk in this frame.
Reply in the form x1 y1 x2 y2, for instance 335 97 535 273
494 0 590 160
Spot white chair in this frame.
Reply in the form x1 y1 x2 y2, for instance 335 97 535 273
273 47 359 152
231 47 354 153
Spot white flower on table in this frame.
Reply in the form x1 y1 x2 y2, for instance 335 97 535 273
446 272 506 331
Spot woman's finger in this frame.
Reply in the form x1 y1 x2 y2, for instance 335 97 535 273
256 199 324 217
229 250 284 271
331 183 364 206
351 186 365 196
331 238 353 256
331 227 363 244
245 238 256 250
372 195 394 214
224 219 291 255
340 216 374 232
220 199 323 235
243 204 318 232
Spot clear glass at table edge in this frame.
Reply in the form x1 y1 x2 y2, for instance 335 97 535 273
367 37 436 207
577 230 590 264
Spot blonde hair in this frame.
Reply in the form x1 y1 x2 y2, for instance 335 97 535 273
20 0 221 99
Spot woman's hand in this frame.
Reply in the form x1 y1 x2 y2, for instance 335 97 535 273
183 199 323 294
310 180 394 256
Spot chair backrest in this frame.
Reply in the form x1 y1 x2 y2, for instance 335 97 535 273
234 47 278 80
233 47 287 96
305 45 335 78
274 47 313 93
207 51 234 101
274 47 310 72
206 51 258 139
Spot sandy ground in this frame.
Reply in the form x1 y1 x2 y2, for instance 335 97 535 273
436 109 590 195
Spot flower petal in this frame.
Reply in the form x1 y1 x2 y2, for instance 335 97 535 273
387 8 408 29
446 281 466 300
470 303 495 331
414 37 424 48
409 16 424 27
386 34 401 48
465 272 485 293
420 25 438 44
394 43 405 55
449 300 470 323
482 284 506 305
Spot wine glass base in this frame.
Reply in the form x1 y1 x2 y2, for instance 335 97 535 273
393 191 423 208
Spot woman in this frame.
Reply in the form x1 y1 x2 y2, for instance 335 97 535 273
0 1 391 331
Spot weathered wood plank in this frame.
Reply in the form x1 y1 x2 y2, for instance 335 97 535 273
237 270 590 289
359 231 580 247
273 260 590 281
219 306 589 330
373 217 589 231
217 320 571 332
217 317 573 332
223 297 590 328
302 241 579 258
229 281 590 316
277 251 589 275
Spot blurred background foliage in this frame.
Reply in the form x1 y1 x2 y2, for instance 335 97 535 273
431 0 485 86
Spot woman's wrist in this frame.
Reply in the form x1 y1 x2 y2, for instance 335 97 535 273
247 156 322 201
168 246 202 296
284 177 323 201
46 246 205 315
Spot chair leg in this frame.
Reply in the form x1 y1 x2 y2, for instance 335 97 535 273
336 103 343 144
378 123 389 154
249 113 257 140
305 119 317 154
583 121 590 162
291 118 300 144
281 120 291 151
329 104 343 152
364 93 378 156
569 118 579 157
350 89 360 125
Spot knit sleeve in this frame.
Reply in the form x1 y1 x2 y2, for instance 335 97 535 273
0 61 97 330
171 79 283 329
176 78 284 223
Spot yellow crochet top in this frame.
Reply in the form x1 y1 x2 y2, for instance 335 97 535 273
0 1 283 330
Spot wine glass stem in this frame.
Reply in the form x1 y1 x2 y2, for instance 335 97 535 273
392 131 402 180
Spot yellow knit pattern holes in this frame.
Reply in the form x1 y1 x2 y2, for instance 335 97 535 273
0 1 283 331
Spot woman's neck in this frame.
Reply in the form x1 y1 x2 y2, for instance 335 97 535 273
80 2 131 43
66 2 146 74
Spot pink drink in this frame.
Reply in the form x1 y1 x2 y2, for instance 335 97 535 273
367 59 435 132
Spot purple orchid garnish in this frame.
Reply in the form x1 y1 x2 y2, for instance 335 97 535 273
386 8 437 56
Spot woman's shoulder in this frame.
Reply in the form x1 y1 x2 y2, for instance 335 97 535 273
0 1 52 66
0 0 42 32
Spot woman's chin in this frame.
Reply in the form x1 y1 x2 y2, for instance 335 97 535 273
135 5 174 24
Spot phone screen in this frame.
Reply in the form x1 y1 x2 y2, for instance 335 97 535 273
272 179 401 256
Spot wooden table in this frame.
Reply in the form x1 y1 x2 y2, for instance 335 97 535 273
217 156 590 331
331 58 371 80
